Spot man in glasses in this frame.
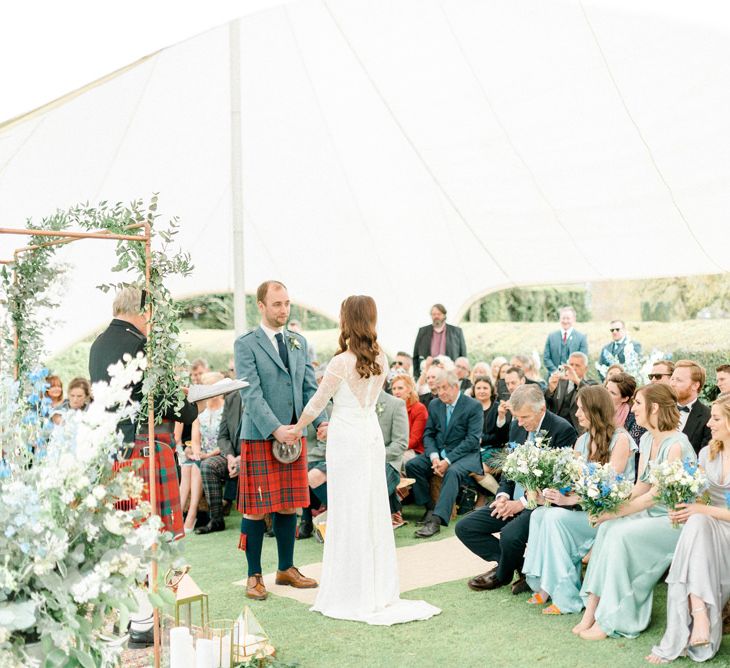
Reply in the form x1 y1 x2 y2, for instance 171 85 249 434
394 351 413 376
648 360 675 385
597 320 641 380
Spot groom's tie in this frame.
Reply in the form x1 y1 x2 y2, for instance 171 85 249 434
275 332 290 370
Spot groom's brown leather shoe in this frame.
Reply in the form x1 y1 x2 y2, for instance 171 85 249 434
275 566 318 588
246 574 268 600
468 570 507 591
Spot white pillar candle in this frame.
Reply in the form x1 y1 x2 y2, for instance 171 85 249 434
169 627 191 668
220 634 231 668
195 639 214 668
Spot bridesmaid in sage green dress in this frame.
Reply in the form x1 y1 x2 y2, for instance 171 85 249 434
647 395 730 664
524 385 637 614
574 383 697 641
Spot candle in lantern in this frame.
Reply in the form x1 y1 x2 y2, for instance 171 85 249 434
170 627 195 668
195 638 214 668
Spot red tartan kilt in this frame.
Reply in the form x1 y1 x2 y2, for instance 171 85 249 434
112 433 184 539
238 438 309 514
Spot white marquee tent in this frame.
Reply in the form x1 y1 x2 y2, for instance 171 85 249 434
1 0 729 356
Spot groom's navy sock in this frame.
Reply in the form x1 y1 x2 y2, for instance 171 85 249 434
312 482 328 507
272 512 297 571
240 518 265 577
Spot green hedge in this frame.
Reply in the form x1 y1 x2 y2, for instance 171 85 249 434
465 287 590 323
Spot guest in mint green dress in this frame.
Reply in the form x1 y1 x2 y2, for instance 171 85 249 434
648 395 730 664
575 383 697 641
524 385 637 614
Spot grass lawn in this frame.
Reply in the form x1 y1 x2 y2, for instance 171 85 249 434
181 505 730 668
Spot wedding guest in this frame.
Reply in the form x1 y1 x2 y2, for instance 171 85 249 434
45 374 65 424
511 354 547 391
390 374 427 465
491 356 508 382
647 394 730 664
374 388 409 528
715 364 730 394
604 363 625 379
496 362 511 381
66 377 91 411
597 320 641 379
455 357 472 392
470 376 502 494
289 320 317 364
605 371 645 447
406 368 482 539
190 358 210 385
575 383 697 641
180 372 224 532
416 355 455 395
670 360 712 454
418 364 443 409
457 384 576 594
523 385 636 615
649 360 675 385
493 366 527 442
412 303 467 376
545 352 597 433
543 306 588 376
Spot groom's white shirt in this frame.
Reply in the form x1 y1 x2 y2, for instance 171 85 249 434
260 322 284 350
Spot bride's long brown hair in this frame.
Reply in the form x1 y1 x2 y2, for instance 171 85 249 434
337 295 382 379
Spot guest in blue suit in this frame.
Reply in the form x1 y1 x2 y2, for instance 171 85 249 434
543 306 589 376
406 368 483 538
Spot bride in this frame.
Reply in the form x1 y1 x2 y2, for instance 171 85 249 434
289 295 441 625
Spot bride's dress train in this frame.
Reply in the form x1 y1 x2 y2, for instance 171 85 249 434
302 351 441 625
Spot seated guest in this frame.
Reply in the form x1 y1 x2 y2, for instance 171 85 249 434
66 377 92 412
493 366 527 443
393 351 414 376
543 306 588 376
375 387 409 528
412 303 467 377
649 360 675 385
470 376 502 495
598 320 641 380
190 357 210 384
418 364 443 409
46 374 65 425
605 371 645 448
648 394 730 664
182 372 224 532
490 356 507 380
455 357 472 392
457 385 576 593
405 369 482 539
575 384 697 640
512 354 547 391
716 364 730 395
670 360 712 453
416 354 455 394
465 362 491 396
390 374 427 466
523 385 636 615
197 386 244 534
545 351 597 434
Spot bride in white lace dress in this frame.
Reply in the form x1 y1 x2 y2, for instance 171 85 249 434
290 296 441 625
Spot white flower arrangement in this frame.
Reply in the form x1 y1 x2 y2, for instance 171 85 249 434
287 334 302 351
502 433 557 508
0 356 180 667
572 461 634 518
648 457 707 527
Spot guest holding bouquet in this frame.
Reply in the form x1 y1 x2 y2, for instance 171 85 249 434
647 394 730 664
523 385 636 614
574 383 697 640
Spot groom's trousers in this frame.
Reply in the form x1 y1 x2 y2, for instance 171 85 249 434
405 453 478 526
455 505 534 583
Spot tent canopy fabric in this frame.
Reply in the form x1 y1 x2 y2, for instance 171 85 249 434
1 0 729 357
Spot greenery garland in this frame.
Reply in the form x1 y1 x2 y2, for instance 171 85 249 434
1 195 192 419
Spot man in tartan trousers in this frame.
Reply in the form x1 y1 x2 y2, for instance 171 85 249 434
235 280 327 600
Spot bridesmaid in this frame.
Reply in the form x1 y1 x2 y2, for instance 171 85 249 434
647 394 730 663
523 385 636 614
574 383 697 640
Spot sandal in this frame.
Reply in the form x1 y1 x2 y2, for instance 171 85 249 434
527 592 548 605
542 603 562 615
689 605 711 648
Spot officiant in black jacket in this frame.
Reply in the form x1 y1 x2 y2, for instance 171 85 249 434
412 303 467 375
455 384 576 594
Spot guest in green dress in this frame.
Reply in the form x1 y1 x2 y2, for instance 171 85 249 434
647 394 730 664
575 383 697 641
524 385 637 614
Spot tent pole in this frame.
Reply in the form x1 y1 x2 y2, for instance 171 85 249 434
230 19 246 336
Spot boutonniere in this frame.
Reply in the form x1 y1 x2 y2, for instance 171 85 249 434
287 334 301 351
375 402 385 416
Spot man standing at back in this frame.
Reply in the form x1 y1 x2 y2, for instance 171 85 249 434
235 280 326 600
412 303 467 376
543 306 588 376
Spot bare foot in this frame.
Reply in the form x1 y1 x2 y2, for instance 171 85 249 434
572 617 593 635
689 605 711 647
579 623 607 641
645 653 669 664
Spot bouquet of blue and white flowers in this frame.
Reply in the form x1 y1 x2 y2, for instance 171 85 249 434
502 432 562 508
544 449 585 503
572 461 634 519
649 457 708 528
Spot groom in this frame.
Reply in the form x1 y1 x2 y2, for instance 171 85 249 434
235 280 327 600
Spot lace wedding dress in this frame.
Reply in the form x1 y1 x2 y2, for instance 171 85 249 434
302 351 441 625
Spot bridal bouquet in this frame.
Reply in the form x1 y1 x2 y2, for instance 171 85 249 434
572 461 634 519
648 457 708 528
0 358 180 668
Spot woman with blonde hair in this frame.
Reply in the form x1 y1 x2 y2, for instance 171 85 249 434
647 394 730 663
290 295 440 625
390 373 427 465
